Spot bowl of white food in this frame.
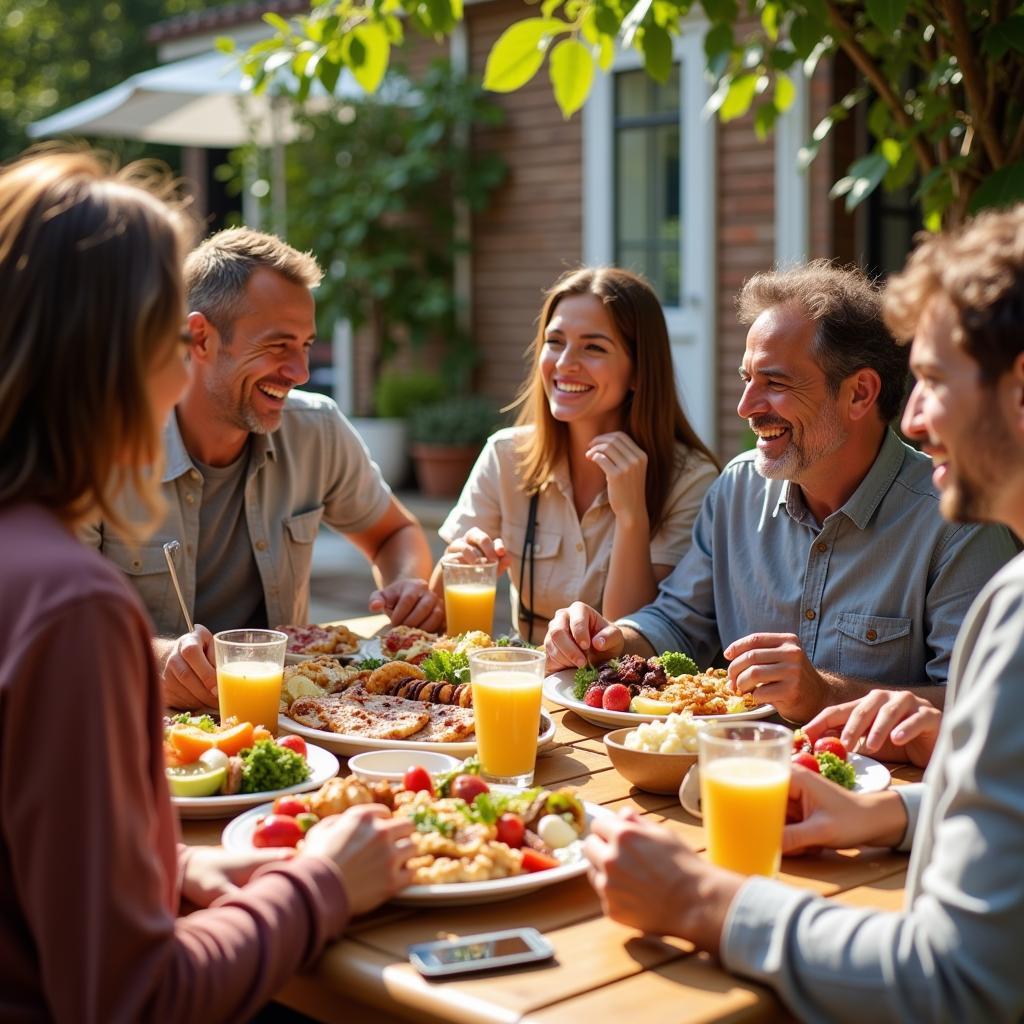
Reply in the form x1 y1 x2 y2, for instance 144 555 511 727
603 713 704 794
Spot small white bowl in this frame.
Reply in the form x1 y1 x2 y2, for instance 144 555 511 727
348 749 461 784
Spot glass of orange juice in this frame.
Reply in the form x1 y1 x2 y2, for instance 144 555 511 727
469 647 545 786
442 557 498 636
697 722 792 877
213 628 288 734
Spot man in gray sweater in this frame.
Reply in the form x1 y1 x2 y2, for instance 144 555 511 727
584 204 1024 1022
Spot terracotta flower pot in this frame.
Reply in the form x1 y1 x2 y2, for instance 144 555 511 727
410 442 482 498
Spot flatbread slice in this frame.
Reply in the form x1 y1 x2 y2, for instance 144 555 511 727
411 703 476 743
288 687 430 740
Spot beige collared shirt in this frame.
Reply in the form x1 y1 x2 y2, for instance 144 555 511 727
439 426 718 643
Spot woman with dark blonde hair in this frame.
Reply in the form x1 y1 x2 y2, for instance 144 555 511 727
0 149 412 1022
436 266 719 643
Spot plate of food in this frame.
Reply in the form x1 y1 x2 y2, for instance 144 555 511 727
276 623 364 665
677 739 891 819
364 626 539 666
278 645 556 756
543 652 777 728
221 762 610 906
163 714 340 819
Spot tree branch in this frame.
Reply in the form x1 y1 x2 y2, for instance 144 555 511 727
1008 111 1024 166
939 0 1005 167
825 0 935 174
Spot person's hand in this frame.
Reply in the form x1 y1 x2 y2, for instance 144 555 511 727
443 528 511 576
369 579 444 632
586 432 648 527
181 845 295 908
784 764 908 854
584 810 741 954
162 625 218 711
803 690 941 768
301 804 415 916
544 602 624 671
724 632 828 723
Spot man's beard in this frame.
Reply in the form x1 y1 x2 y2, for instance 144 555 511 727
750 408 847 482
938 405 1017 523
207 359 275 435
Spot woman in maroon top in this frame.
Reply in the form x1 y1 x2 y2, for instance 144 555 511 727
0 150 414 1022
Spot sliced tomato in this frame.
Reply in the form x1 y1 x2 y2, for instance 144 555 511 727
272 795 309 817
791 751 821 773
520 848 560 873
813 737 848 761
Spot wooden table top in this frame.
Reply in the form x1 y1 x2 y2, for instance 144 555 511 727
180 615 920 1024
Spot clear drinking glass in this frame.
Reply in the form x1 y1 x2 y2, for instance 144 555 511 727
213 628 288 734
469 647 546 787
697 722 792 877
442 557 498 636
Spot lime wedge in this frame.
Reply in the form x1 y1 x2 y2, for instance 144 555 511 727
166 762 227 798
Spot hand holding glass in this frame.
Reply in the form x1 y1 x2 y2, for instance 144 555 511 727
698 722 792 877
442 558 498 636
469 647 545 787
214 628 288 733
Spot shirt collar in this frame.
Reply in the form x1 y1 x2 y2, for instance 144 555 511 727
775 428 906 531
161 410 277 482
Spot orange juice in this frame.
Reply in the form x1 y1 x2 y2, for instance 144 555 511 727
701 757 790 876
471 670 543 780
444 582 497 636
217 660 283 733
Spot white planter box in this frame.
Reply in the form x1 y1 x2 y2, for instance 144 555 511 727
349 416 409 489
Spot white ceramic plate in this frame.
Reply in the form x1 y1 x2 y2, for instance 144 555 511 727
677 752 891 818
543 669 777 728
222 793 611 906
171 742 339 820
278 708 557 758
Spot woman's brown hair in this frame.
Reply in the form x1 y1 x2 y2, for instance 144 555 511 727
512 266 719 534
0 147 192 538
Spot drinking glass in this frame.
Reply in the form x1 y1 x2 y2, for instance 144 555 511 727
214 628 288 734
697 722 792 876
469 647 546 787
442 557 498 636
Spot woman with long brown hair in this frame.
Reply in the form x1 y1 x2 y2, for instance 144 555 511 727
436 267 719 643
0 149 412 1021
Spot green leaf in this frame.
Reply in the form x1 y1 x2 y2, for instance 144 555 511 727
346 23 390 92
484 18 564 92
215 36 236 54
719 72 759 121
789 14 822 59
594 7 621 35
550 37 594 116
865 0 907 36
774 73 795 112
597 34 615 70
754 101 778 140
982 16 1024 58
263 12 292 35
542 0 563 15
622 0 655 48
761 1 780 40
831 152 888 211
866 97 891 140
969 162 1024 213
880 137 901 166
641 23 673 82
704 21 733 60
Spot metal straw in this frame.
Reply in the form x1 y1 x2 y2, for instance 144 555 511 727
162 540 194 633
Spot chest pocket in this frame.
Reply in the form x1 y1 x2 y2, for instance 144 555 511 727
283 506 325 587
506 524 563 614
103 539 176 629
836 612 912 682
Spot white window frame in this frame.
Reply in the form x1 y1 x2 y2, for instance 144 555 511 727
582 23 717 446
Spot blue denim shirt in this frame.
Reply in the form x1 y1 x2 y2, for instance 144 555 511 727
620 429 1017 687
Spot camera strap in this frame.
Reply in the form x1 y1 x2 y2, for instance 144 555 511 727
517 490 540 643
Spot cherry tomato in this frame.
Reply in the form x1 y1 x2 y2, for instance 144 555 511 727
495 813 525 848
521 848 560 872
792 751 821 773
403 765 435 795
601 683 631 712
813 737 848 761
252 814 303 848
450 774 490 803
276 734 307 758
272 795 309 817
792 730 811 754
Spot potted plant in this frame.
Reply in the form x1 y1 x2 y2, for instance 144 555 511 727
409 395 501 498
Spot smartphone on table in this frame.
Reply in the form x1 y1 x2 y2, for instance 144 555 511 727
408 927 555 977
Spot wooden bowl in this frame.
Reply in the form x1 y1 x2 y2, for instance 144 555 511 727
603 728 698 795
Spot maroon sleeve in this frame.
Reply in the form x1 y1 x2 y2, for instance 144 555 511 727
2 595 349 1023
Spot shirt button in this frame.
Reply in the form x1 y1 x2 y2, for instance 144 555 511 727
865 628 878 641
805 609 816 621
816 542 827 553
255 540 268 552
576 542 584 552
131 558 142 570
185 493 195 505
189 469 201 482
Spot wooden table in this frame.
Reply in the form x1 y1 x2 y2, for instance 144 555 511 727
180 615 921 1024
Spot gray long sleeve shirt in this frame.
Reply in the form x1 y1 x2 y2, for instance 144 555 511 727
721 551 1024 1022
620 430 1016 688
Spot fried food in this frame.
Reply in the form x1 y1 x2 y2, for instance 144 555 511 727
641 668 756 716
276 623 361 655
366 660 425 694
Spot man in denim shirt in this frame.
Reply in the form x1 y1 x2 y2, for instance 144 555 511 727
545 261 1015 723
84 228 442 709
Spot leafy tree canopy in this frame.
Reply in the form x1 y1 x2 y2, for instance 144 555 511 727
243 0 1024 226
